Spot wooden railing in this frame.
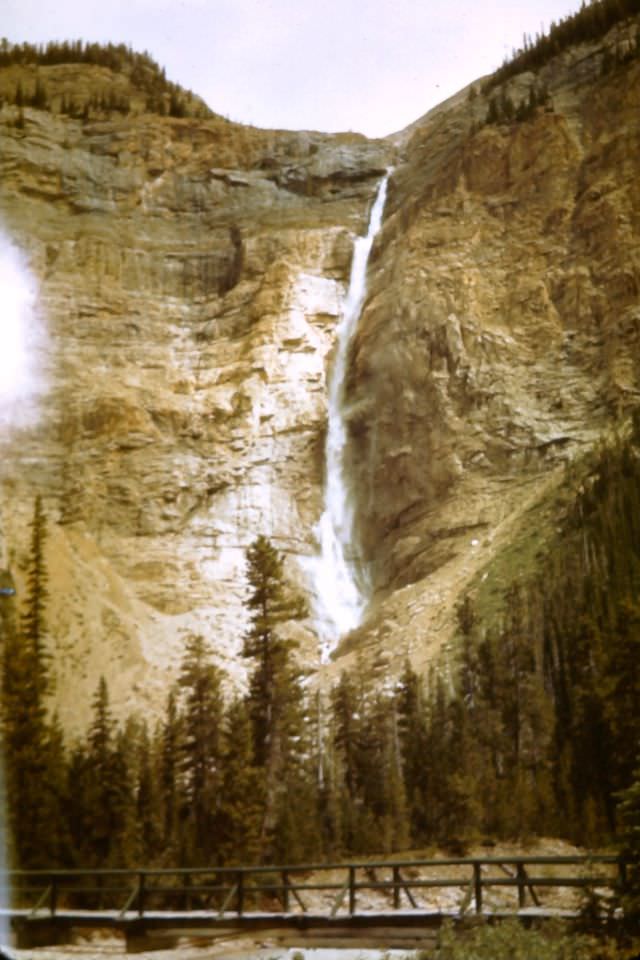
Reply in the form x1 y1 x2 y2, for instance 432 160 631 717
5 854 633 921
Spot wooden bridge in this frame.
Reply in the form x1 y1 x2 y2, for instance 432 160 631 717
5 854 632 951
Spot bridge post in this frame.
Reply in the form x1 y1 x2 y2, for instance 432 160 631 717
281 870 290 913
348 866 356 915
49 875 58 916
473 862 483 914
618 856 628 893
393 866 400 909
236 871 245 916
516 863 526 909
137 872 146 917
182 873 191 911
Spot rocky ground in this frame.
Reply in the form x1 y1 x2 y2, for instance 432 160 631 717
10 945 415 960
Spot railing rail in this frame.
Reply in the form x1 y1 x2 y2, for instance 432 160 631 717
5 854 634 921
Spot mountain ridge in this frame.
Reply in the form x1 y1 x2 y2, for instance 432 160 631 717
0 11 639 731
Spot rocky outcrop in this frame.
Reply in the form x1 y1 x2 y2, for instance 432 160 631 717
1 19 639 728
0 100 391 730
341 19 640 675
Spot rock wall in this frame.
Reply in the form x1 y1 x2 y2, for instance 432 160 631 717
0 97 390 729
1 22 639 728
341 20 640 676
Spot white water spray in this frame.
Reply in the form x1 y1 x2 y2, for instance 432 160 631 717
309 172 390 657
0 227 44 948
0 230 43 431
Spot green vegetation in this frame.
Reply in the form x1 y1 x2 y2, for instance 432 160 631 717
0 38 214 119
477 0 640 130
1 496 59 867
431 919 635 959
1 416 640 900
241 534 314 860
617 753 640 916
484 0 640 93
485 83 551 127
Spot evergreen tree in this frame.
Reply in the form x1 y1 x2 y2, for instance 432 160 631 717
40 712 72 865
331 671 360 805
31 77 48 109
177 634 224 863
617 752 640 918
65 743 92 864
21 495 50 706
378 694 410 853
270 689 322 864
1 498 53 867
395 660 432 845
84 677 132 865
159 689 181 854
241 535 307 852
216 697 263 865
110 722 137 865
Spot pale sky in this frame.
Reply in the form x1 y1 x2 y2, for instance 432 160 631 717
3 0 580 137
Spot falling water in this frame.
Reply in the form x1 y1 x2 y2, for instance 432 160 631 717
309 172 390 657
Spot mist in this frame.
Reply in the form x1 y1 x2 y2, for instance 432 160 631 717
0 228 45 433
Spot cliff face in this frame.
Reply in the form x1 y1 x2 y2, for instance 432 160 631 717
1 23 639 729
340 20 640 674
0 86 391 728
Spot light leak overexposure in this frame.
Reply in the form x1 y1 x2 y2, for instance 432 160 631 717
0 230 44 430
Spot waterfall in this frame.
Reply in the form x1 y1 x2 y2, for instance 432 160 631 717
309 172 390 658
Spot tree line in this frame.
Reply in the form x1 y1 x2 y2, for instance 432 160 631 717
472 0 640 130
0 38 213 119
483 0 640 93
1 414 640 877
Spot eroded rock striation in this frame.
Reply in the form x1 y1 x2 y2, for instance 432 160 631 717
0 21 639 728
341 18 640 675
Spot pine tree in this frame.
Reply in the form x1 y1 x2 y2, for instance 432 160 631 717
216 697 264 865
331 671 360 803
85 676 116 863
40 712 72 865
380 695 410 853
84 677 132 865
242 535 307 853
21 495 50 707
134 722 159 864
110 723 136 866
177 634 224 863
395 660 431 845
66 744 92 864
1 498 53 867
616 752 640 918
159 689 181 854
31 77 47 109
271 689 322 864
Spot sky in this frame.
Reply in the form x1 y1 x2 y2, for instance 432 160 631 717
3 0 580 137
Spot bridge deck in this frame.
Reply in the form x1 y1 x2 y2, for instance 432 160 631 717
8 906 586 952
3 854 632 951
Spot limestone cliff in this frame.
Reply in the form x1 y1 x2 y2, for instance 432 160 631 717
338 17 640 676
0 20 639 729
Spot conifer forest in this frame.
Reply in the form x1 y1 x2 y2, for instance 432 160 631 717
2 419 640 875
1 6 640 936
